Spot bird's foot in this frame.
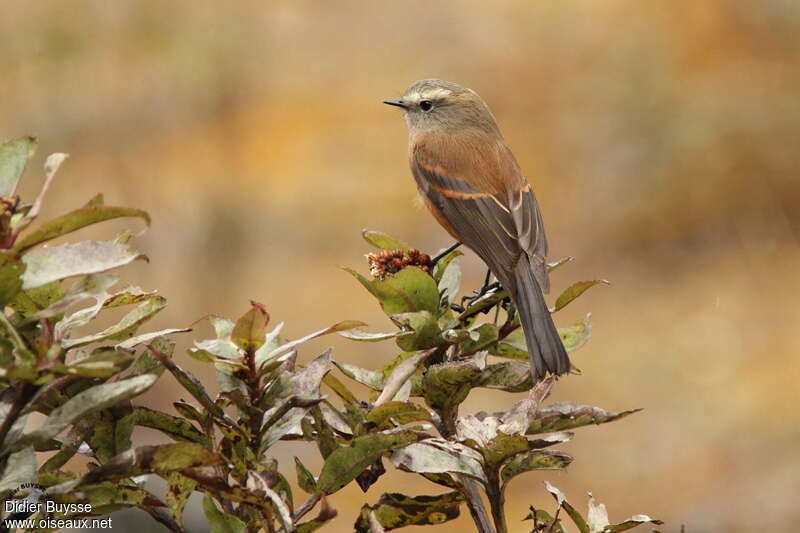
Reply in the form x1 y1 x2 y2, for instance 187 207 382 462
460 281 502 310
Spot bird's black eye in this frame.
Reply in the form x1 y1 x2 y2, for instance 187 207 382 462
419 100 433 112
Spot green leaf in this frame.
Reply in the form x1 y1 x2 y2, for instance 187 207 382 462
422 360 481 416
173 401 205 423
501 450 572 486
13 152 67 235
128 337 173 377
362 230 410 252
367 401 431 429
544 481 588 533
20 240 146 290
309 406 340 459
48 347 134 378
317 430 420 494
187 348 214 362
131 406 210 445
355 491 464 531
115 412 135 454
0 446 37 491
10 280 61 317
483 434 530 467
35 274 120 327
260 350 332 450
546 256 573 272
436 259 461 305
60 295 167 348
253 321 284 369
84 193 105 207
203 494 247 533
460 323 498 355
0 136 36 196
231 301 269 352
333 360 385 391
295 457 318 493
165 472 197 528
21 374 158 446
191 338 242 361
345 266 439 316
260 320 365 362
432 248 463 282
600 510 664 532
475 361 532 392
490 328 527 361
526 402 641 435
567 499 590 533
41 427 81 471
389 438 487 484
456 400 573 467
0 253 25 307
552 280 609 312
55 482 154 511
392 311 441 351
208 316 235 338
75 410 118 462
523 508 565 533
322 373 358 404
457 289 508 321
115 328 191 350
12 204 150 253
558 313 593 353
338 328 401 342
492 314 593 360
80 443 222 483
154 349 233 424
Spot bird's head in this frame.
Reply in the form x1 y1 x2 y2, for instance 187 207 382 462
384 79 500 137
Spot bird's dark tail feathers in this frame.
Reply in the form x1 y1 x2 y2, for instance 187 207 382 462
512 257 570 381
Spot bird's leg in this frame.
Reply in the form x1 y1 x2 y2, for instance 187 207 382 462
480 268 492 292
429 241 462 267
460 269 501 309
501 300 516 329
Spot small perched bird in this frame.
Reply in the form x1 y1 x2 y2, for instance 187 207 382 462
384 79 569 380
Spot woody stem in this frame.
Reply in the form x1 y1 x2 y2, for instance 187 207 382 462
429 241 462 266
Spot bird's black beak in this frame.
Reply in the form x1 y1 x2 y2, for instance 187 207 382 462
383 98 407 109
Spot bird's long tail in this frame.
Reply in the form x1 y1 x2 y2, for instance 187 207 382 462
511 257 570 380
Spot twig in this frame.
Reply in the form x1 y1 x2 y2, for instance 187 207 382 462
0 312 29 357
459 476 496 533
545 506 561 533
429 241 462 267
292 492 321 523
486 470 508 533
0 382 35 450
142 505 186 533
436 386 495 533
262 397 322 432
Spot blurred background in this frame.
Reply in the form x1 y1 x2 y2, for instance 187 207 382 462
3 1 799 531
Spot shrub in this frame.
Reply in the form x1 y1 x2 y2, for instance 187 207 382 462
0 137 660 533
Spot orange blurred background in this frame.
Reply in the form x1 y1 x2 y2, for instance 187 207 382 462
3 1 799 531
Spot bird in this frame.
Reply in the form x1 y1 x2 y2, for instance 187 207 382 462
384 79 570 380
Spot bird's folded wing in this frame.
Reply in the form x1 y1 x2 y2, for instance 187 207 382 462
412 141 549 292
